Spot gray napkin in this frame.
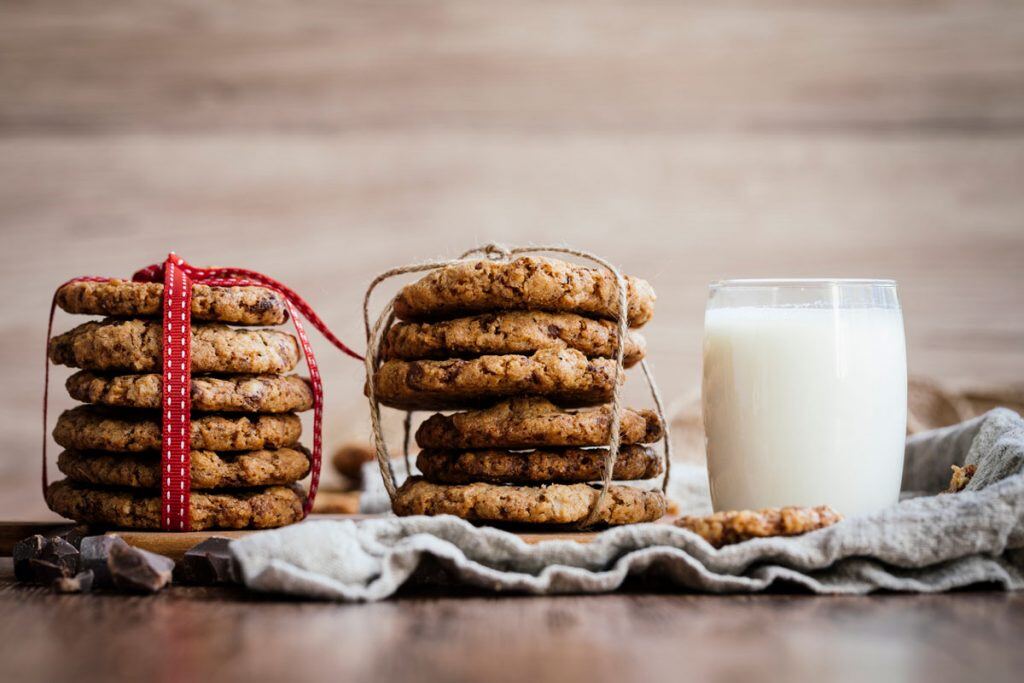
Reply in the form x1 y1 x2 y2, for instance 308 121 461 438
231 409 1024 600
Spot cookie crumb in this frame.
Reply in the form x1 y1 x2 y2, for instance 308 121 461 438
946 464 977 493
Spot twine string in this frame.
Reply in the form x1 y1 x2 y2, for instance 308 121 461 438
363 243 671 527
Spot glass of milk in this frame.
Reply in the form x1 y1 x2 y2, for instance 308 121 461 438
702 279 907 516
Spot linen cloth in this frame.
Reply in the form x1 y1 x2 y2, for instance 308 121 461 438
231 409 1024 600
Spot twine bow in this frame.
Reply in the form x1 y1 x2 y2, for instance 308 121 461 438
45 253 363 531
363 243 672 528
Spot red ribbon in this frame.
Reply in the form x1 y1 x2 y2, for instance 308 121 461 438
44 253 363 530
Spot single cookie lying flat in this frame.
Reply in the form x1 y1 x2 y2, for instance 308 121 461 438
53 406 302 453
416 445 662 485
56 279 288 326
372 348 620 410
57 446 310 489
394 256 656 327
393 477 666 525
676 506 842 548
49 320 300 374
66 371 313 413
45 479 304 530
416 397 663 449
383 311 646 367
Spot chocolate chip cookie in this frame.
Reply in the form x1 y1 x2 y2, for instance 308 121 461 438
382 311 646 367
66 371 313 413
53 406 302 453
393 477 666 525
56 279 288 326
415 397 663 449
393 256 656 327
675 506 843 548
45 479 304 530
416 445 662 485
372 348 620 410
57 446 310 489
49 320 301 374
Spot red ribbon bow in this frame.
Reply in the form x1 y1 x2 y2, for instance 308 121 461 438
45 253 363 531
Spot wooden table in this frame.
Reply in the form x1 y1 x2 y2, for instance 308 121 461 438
1 560 1021 683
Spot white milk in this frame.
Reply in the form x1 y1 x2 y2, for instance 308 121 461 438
702 305 907 516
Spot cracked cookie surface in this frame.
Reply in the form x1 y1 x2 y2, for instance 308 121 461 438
393 256 656 327
416 397 662 449
416 445 662 485
57 446 310 489
56 279 288 325
675 506 843 547
49 319 300 374
54 406 302 452
45 479 304 530
393 476 666 525
383 311 646 367
371 348 620 410
66 371 313 413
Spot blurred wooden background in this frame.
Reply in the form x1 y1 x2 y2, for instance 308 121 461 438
1 1 1022 518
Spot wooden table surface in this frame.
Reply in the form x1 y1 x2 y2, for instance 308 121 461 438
2 3 1023 680
2 560 1022 683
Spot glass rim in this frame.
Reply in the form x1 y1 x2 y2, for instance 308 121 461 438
710 278 897 289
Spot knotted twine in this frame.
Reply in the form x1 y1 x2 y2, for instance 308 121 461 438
44 253 364 530
363 243 672 528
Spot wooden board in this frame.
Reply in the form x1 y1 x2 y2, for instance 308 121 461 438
1 517 635 561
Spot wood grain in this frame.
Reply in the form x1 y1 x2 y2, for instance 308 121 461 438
1 1 1022 527
2 559 1023 683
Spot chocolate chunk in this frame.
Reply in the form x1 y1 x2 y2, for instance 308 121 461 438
108 543 174 593
13 535 48 582
53 570 95 594
58 526 89 550
26 559 70 584
39 537 80 576
80 535 129 588
179 537 240 585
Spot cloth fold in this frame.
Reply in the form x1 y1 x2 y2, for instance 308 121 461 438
231 409 1024 600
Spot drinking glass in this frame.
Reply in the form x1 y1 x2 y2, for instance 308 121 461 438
702 279 907 516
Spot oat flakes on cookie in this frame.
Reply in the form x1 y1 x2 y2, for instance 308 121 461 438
416 445 661 485
56 279 288 326
372 348 620 410
676 506 843 548
53 406 302 453
49 320 301 374
415 397 663 449
393 256 656 327
57 446 311 489
382 311 646 366
66 371 313 413
393 477 666 526
45 479 304 530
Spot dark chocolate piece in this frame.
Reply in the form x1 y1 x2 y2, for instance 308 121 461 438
53 570 95 594
58 526 89 550
80 535 129 588
179 537 240 585
108 544 175 593
13 535 48 582
26 559 69 584
39 537 80 576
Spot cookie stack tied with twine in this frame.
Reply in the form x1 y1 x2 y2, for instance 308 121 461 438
45 279 313 529
365 244 671 527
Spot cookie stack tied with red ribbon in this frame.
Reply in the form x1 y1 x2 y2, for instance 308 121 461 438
45 278 315 529
368 250 669 527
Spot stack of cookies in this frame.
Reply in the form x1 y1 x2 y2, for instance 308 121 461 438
45 279 313 530
372 255 668 526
